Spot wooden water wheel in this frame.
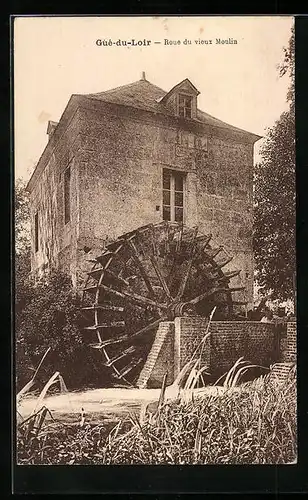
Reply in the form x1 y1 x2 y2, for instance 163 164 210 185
81 221 247 385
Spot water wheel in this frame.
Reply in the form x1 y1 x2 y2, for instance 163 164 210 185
81 221 247 385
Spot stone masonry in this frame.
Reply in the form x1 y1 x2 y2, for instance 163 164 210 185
270 321 297 382
140 318 296 388
137 322 175 389
26 76 260 304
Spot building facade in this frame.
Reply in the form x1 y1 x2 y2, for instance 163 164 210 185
26 74 261 306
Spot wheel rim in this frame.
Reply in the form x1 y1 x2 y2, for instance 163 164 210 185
81 221 246 385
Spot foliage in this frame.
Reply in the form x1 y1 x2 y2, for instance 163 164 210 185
15 247 32 313
253 27 295 302
14 178 112 391
15 179 32 312
15 271 112 391
16 367 297 465
278 24 295 105
15 178 31 255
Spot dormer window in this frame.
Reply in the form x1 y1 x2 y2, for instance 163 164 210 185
159 78 200 120
178 94 193 118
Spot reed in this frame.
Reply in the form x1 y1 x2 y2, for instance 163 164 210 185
16 363 296 465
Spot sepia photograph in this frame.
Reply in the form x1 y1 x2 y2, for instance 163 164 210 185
14 15 296 465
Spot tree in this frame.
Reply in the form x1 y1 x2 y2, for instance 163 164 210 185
16 271 111 390
279 24 295 106
15 179 32 313
253 27 295 304
14 179 111 390
15 178 30 254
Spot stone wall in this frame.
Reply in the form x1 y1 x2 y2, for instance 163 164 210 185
28 109 83 286
137 321 175 389
174 316 211 376
195 137 254 302
173 318 275 379
269 321 296 383
270 362 295 382
209 321 276 377
133 319 297 388
74 101 255 300
145 317 284 387
29 98 255 300
284 321 297 362
77 105 163 245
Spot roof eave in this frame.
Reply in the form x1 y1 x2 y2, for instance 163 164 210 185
26 95 82 193
251 133 263 143
83 96 262 143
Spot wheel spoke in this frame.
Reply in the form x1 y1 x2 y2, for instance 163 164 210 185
106 239 125 252
149 254 172 300
100 284 165 310
176 223 184 253
81 222 244 385
87 267 130 286
223 269 241 279
196 233 212 245
125 239 156 298
82 304 124 312
202 233 212 249
104 346 136 367
83 321 126 331
187 286 226 305
95 251 114 265
87 268 104 280
91 318 162 348
229 286 246 292
204 246 224 259
216 256 233 269
175 227 198 301
82 285 98 294
114 358 144 379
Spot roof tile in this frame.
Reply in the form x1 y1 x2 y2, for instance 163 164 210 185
81 78 260 138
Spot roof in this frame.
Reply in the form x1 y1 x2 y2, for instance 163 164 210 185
160 78 200 105
81 77 261 140
26 77 261 193
47 120 58 135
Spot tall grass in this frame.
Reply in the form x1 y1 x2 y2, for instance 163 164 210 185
16 366 296 465
100 369 296 465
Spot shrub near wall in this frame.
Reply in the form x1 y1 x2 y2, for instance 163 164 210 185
15 271 112 391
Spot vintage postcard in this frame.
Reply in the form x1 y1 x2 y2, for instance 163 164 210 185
14 16 296 467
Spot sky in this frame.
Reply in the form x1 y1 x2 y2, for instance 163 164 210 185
14 16 293 181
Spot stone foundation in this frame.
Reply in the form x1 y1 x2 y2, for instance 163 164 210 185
136 322 175 389
270 362 295 382
140 317 297 388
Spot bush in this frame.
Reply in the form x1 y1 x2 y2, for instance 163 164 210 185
15 270 112 391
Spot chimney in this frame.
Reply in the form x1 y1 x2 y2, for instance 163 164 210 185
47 121 58 140
141 71 146 81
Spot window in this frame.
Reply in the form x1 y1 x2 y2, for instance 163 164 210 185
34 212 39 252
178 94 193 118
163 169 185 223
64 166 71 224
